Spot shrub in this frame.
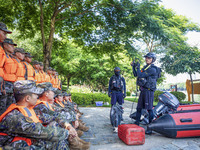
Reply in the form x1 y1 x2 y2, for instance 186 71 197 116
154 90 186 102
170 91 186 101
126 91 131 96
71 93 111 105
154 90 164 102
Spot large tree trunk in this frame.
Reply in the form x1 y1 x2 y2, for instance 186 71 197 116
189 72 194 103
67 77 71 89
43 16 55 71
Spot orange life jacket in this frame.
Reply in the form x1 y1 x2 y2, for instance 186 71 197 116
23 62 35 81
3 54 17 82
34 70 42 84
39 71 45 83
51 76 57 88
54 100 65 108
58 79 62 90
42 71 46 82
0 46 6 78
45 73 51 83
0 104 41 146
34 100 54 111
13 58 26 81
55 76 59 88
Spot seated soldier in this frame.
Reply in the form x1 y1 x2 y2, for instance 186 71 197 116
54 90 89 132
63 92 84 116
56 72 62 90
0 80 70 149
38 62 46 83
46 67 53 83
24 52 35 81
13 48 26 81
34 82 87 140
32 60 42 84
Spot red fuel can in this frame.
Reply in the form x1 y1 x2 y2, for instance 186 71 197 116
118 124 145 145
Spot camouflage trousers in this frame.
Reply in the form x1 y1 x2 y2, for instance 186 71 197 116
0 95 15 116
1 138 69 150
0 122 69 150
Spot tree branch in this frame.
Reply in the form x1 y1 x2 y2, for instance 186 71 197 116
143 38 150 51
55 3 124 22
150 38 154 52
54 1 73 17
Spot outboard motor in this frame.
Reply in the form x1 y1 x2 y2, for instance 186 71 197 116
110 104 124 127
130 92 180 124
153 92 179 119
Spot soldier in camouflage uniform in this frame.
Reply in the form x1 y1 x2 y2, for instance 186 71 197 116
0 23 13 116
34 82 90 146
63 92 84 117
0 80 70 149
0 38 17 116
54 90 89 132
54 90 77 120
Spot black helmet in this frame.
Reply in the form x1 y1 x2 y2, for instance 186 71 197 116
114 67 120 72
144 52 156 63
114 67 120 76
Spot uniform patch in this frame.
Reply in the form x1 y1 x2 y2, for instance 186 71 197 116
25 117 34 123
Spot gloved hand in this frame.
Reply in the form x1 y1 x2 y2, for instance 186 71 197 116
131 61 136 67
136 62 140 69
123 93 126 98
108 93 111 97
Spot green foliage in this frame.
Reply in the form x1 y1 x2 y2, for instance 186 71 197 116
51 39 133 91
1 0 200 93
170 91 186 101
71 93 110 105
126 91 131 96
154 90 186 102
161 44 200 76
154 90 164 102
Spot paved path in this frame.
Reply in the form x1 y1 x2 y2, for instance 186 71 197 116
79 100 200 150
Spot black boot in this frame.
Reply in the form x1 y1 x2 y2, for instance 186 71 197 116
121 116 124 121
145 126 152 135
134 108 142 126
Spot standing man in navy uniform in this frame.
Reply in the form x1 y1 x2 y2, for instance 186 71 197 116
108 67 126 132
131 52 161 134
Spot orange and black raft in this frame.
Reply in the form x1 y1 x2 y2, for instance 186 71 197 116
177 104 200 111
148 110 200 138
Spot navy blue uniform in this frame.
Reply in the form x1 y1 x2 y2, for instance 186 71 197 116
108 75 126 105
135 64 157 110
133 64 158 124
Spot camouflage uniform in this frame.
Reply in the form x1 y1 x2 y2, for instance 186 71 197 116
0 109 69 150
52 104 76 122
34 102 73 125
0 80 69 149
53 90 76 121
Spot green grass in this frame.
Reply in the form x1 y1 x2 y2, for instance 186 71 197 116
124 97 138 102
125 96 158 106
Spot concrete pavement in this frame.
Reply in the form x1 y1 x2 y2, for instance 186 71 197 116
79 100 200 150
